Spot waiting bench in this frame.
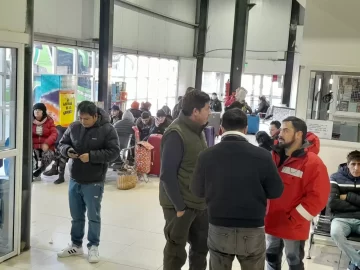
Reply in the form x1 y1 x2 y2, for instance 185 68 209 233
307 210 360 259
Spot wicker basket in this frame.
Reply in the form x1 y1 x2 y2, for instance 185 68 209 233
117 174 137 190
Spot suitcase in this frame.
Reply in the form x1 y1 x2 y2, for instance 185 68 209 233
208 112 221 136
204 126 215 147
247 115 260 134
148 134 162 176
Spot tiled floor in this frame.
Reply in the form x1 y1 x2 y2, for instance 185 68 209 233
0 165 354 269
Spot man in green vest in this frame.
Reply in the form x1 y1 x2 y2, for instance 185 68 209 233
160 89 211 270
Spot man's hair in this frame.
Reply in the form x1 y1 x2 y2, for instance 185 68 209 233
282 116 307 141
347 151 360 164
182 90 210 116
222 108 248 131
212 92 217 96
77 101 98 116
141 111 150 119
270 120 281 129
178 96 183 102
186 87 196 95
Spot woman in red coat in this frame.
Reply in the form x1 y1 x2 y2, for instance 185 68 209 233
32 103 58 178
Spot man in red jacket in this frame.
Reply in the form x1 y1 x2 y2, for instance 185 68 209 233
265 116 330 270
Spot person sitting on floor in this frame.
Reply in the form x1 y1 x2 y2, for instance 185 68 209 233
329 150 360 270
136 111 155 141
114 110 135 149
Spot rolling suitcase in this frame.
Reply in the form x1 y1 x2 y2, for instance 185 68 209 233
247 115 260 134
204 126 215 147
148 134 162 176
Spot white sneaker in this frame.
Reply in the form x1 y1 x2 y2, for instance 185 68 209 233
88 246 100 263
57 244 84 258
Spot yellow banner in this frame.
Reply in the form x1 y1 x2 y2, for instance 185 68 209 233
59 91 75 127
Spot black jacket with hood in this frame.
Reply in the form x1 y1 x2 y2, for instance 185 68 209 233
328 163 360 219
59 108 120 184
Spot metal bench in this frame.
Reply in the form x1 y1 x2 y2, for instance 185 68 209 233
307 209 360 259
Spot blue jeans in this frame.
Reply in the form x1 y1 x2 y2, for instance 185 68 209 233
331 218 360 266
266 234 305 270
69 179 104 248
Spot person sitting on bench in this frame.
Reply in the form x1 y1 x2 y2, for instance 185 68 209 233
329 150 360 270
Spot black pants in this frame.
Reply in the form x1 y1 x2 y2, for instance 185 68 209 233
162 207 209 270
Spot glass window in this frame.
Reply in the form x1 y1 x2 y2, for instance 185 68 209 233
158 97 167 111
241 75 253 94
112 54 125 77
137 78 148 99
158 79 168 97
138 56 149 77
0 156 16 256
0 48 16 150
149 58 160 78
168 79 177 97
33 44 54 74
202 72 218 94
125 78 137 100
272 81 283 97
262 76 272 96
125 55 137 77
167 98 176 111
78 49 93 75
0 49 4 73
56 47 74 75
169 60 178 79
253 75 261 96
271 98 282 106
148 79 159 99
159 59 169 78
77 77 92 102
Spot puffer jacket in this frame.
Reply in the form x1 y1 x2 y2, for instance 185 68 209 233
114 110 135 149
32 116 58 151
305 132 320 155
265 143 330 240
59 108 120 184
328 164 360 219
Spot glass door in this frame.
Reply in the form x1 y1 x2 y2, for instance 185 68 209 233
0 45 22 261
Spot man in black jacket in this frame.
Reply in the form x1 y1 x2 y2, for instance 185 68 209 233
191 108 284 270
210 93 222 112
57 101 120 264
329 151 360 270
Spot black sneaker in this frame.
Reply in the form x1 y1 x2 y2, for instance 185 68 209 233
43 165 58 176
33 168 42 178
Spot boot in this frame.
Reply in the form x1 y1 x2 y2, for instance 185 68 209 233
43 164 59 176
54 174 65 185
54 160 66 185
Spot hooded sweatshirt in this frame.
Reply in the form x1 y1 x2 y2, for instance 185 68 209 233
59 108 120 184
114 110 136 149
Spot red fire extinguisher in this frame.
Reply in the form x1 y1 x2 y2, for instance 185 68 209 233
225 79 230 97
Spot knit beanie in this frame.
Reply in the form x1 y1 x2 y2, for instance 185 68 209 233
33 103 47 119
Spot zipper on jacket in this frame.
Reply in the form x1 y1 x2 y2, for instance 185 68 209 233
355 179 357 188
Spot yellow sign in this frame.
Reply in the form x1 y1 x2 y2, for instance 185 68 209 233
59 91 75 127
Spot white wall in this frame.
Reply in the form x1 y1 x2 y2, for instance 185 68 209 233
34 0 95 40
112 0 196 57
206 0 291 59
203 0 291 76
0 0 27 34
204 58 286 75
296 0 360 171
